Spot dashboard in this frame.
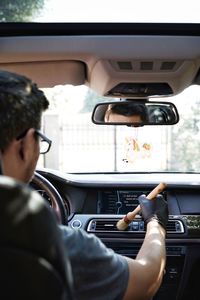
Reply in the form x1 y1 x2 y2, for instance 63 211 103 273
33 169 200 300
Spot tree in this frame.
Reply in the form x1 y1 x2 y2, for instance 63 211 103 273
170 100 200 172
80 88 113 113
0 0 45 22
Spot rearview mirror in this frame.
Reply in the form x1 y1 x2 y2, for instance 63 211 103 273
92 100 179 126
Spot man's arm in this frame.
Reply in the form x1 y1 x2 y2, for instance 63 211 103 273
123 220 166 300
123 194 168 300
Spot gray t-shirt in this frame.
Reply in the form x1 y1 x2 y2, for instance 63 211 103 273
60 226 129 300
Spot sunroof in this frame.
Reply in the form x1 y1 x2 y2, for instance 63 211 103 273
1 0 200 23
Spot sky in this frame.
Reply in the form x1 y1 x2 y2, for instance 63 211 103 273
35 0 200 23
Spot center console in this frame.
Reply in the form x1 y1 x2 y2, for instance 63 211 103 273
154 247 185 300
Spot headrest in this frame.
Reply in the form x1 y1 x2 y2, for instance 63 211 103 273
0 176 73 285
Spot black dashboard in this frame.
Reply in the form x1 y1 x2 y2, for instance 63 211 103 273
34 169 200 300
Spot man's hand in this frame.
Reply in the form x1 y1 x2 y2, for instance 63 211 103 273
138 194 168 230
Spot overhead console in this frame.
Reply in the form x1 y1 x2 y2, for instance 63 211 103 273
90 57 200 97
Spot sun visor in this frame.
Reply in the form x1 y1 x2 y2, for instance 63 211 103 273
0 61 86 88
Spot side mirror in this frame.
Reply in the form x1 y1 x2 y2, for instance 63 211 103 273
92 100 179 126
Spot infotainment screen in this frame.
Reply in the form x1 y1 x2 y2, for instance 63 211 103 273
97 190 149 214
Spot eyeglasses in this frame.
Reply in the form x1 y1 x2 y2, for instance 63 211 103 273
17 129 52 154
35 129 52 154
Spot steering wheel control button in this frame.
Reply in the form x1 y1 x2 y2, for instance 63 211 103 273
71 219 82 229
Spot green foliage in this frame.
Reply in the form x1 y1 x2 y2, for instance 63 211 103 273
0 0 45 22
80 88 113 113
170 100 200 172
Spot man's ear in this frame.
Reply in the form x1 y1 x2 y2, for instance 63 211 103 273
20 128 38 162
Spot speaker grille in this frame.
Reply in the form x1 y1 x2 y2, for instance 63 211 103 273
117 61 132 70
160 61 176 70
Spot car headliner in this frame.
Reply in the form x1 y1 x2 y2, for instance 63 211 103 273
0 23 200 99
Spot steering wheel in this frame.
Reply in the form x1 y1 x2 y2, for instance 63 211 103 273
31 172 68 225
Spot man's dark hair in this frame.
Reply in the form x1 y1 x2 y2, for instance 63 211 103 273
0 70 49 152
110 102 148 122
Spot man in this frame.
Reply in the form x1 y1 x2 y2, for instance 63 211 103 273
0 70 168 300
104 102 148 124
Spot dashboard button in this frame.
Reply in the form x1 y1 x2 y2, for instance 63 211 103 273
132 222 139 231
139 221 145 231
71 219 82 229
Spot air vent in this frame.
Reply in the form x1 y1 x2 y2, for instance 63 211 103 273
88 219 119 232
166 220 184 233
87 218 184 233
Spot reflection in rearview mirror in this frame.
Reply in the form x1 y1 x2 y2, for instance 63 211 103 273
92 101 179 126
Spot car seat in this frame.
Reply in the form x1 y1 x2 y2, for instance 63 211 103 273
0 175 74 300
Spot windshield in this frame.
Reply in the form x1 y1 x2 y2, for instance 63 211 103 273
1 0 200 23
37 84 200 173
